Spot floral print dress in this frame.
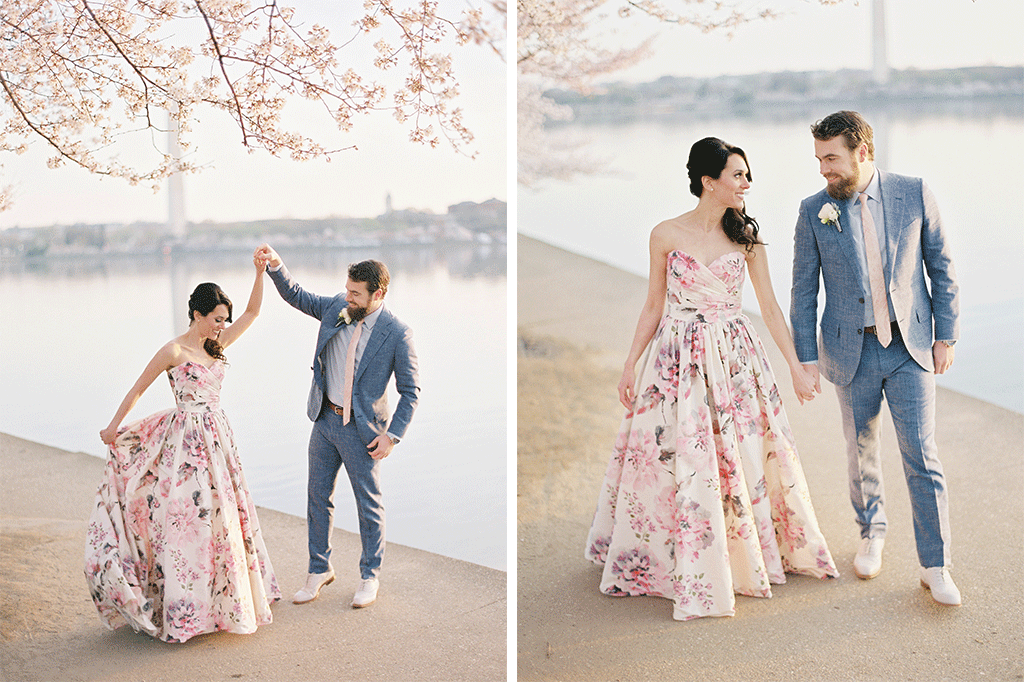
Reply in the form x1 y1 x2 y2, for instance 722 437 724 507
585 250 838 621
85 361 281 643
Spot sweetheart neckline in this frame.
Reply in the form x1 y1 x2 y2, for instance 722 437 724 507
171 359 222 372
669 249 744 270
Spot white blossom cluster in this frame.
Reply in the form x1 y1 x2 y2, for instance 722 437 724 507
0 0 504 210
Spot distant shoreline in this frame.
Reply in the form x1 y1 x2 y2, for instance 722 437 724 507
0 198 508 260
547 65 1024 124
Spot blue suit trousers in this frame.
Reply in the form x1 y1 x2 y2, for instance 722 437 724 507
835 329 951 568
307 407 385 579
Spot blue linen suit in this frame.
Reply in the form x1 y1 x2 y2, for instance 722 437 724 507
791 169 959 569
269 265 420 579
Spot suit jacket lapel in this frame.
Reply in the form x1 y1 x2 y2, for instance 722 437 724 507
878 169 905 283
316 302 347 359
831 194 864 284
356 306 393 383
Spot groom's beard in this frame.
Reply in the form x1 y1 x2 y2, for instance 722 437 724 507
347 304 369 322
825 166 860 201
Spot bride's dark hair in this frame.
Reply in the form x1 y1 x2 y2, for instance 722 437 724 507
686 137 763 253
188 283 232 361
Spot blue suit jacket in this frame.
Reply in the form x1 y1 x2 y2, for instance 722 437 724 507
269 265 420 446
790 169 959 387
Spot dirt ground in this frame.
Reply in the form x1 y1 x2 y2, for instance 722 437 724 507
516 234 1024 682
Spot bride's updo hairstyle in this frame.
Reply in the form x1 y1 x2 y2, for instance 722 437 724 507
687 136 763 253
188 282 232 362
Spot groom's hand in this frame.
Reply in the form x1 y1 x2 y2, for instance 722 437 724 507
367 433 394 460
802 363 821 397
932 341 955 374
255 243 282 269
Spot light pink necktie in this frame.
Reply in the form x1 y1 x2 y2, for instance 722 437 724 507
860 193 891 347
342 319 363 425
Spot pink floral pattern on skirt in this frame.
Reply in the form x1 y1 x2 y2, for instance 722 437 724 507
586 250 838 620
85 361 281 642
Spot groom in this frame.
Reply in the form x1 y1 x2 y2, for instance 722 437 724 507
256 244 420 608
790 111 961 605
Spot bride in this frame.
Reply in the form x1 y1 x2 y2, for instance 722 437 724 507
85 249 281 642
585 137 838 620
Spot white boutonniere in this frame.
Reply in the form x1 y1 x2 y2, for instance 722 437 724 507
336 308 352 327
818 202 842 232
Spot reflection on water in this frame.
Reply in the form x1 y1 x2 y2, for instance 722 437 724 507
0 242 507 570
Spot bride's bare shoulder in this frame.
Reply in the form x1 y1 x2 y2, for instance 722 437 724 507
651 212 695 250
653 212 695 235
657 211 696 228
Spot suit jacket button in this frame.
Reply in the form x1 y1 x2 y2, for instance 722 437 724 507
858 329 863 335
859 298 865 304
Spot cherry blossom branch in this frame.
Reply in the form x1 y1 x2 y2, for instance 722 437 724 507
1 0 504 209
193 0 249 145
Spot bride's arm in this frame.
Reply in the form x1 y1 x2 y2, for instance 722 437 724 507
100 344 177 444
746 244 820 404
618 227 670 409
219 253 266 349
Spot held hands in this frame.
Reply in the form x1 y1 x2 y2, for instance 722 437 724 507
252 248 268 273
254 243 282 270
792 364 821 405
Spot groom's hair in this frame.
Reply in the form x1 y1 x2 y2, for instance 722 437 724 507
349 260 390 296
811 111 875 160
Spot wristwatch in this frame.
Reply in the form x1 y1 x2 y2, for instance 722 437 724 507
940 340 956 347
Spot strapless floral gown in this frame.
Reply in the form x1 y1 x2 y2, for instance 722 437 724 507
85 361 281 643
585 250 838 621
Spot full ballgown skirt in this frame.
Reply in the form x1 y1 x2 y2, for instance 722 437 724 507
85 361 281 642
585 250 838 621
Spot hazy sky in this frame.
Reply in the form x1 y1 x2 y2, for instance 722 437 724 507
605 0 1023 81
1 1 507 228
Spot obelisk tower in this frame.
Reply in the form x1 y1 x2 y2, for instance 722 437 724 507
168 111 186 240
872 0 889 85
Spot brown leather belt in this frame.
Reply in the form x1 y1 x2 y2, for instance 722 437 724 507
325 398 346 417
864 321 900 336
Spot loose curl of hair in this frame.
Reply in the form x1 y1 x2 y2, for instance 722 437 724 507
188 282 232 362
687 137 764 253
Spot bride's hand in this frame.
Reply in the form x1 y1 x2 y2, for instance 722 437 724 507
99 427 118 445
790 364 820 405
618 367 636 410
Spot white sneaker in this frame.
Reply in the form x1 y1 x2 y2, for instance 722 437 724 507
920 567 962 606
853 537 884 579
293 569 335 604
352 578 379 608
